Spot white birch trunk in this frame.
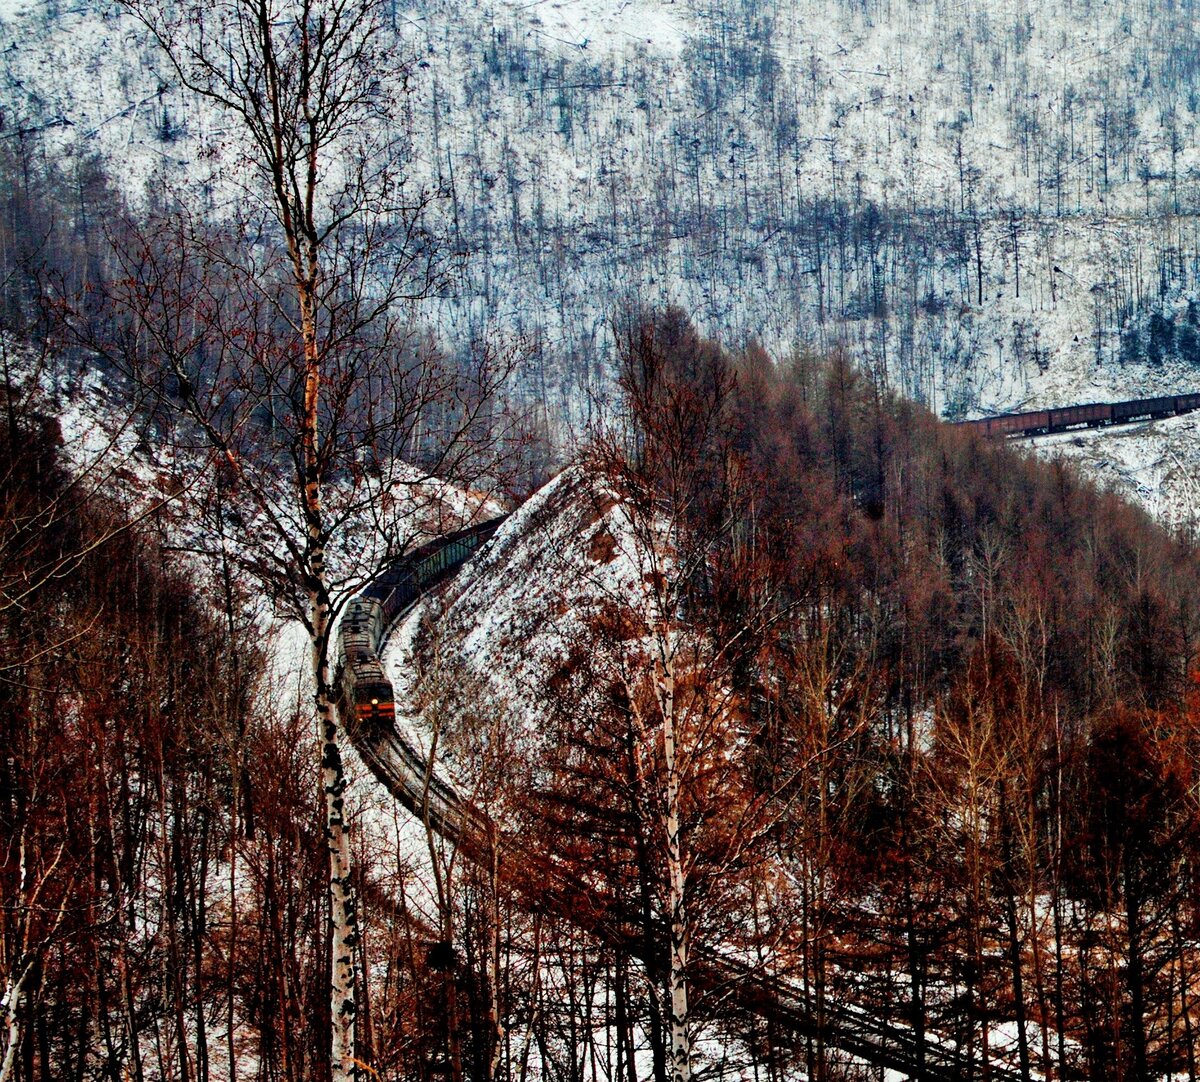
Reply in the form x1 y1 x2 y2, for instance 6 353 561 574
656 635 691 1082
0 965 31 1082
309 528 360 1082
316 656 359 1082
0 832 28 1082
487 841 506 1082
0 832 65 1082
301 279 359 1082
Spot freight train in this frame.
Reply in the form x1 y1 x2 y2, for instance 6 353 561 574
958 392 1200 439
339 516 508 732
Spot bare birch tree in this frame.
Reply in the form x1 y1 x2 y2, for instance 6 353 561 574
84 0 514 1078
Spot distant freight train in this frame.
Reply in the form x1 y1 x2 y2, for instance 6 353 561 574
957 392 1200 438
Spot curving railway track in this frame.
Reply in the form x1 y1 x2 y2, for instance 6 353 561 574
338 518 1028 1082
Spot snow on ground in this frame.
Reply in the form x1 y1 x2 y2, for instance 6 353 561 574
1028 412 1200 532
497 0 689 56
388 464 648 742
1 342 184 514
9 0 1200 427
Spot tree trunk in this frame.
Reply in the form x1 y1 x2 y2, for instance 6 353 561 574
903 854 925 1081
1123 872 1149 1082
627 728 668 1082
0 965 32 1082
486 842 506 1082
302 277 360 1082
1004 880 1031 1080
656 639 691 1082
316 664 359 1082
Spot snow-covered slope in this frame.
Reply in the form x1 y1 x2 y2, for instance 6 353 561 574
380 464 644 776
7 0 1200 429
1031 412 1200 532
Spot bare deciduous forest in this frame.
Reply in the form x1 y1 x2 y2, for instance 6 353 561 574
3 0 1200 1079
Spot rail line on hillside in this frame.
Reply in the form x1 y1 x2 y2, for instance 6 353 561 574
338 520 1028 1082
955 390 1200 439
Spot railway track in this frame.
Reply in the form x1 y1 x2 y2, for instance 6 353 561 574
338 519 1029 1082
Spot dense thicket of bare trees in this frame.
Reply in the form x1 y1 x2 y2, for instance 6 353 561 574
3 293 1200 1079
401 310 1200 1082
5 45 1200 1066
0 385 259 1081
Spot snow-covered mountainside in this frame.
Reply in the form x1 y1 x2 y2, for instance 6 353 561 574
7 0 1200 430
1031 411 1200 533
383 465 641 774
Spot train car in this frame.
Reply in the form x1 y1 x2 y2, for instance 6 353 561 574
1048 402 1112 431
340 515 510 728
1006 409 1050 436
958 391 1200 439
957 416 992 437
1113 395 1176 423
351 670 397 725
961 410 1048 438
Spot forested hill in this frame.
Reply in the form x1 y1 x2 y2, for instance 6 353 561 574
6 0 1200 429
402 313 1200 1082
6 0 1200 1072
3 292 1199 1077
